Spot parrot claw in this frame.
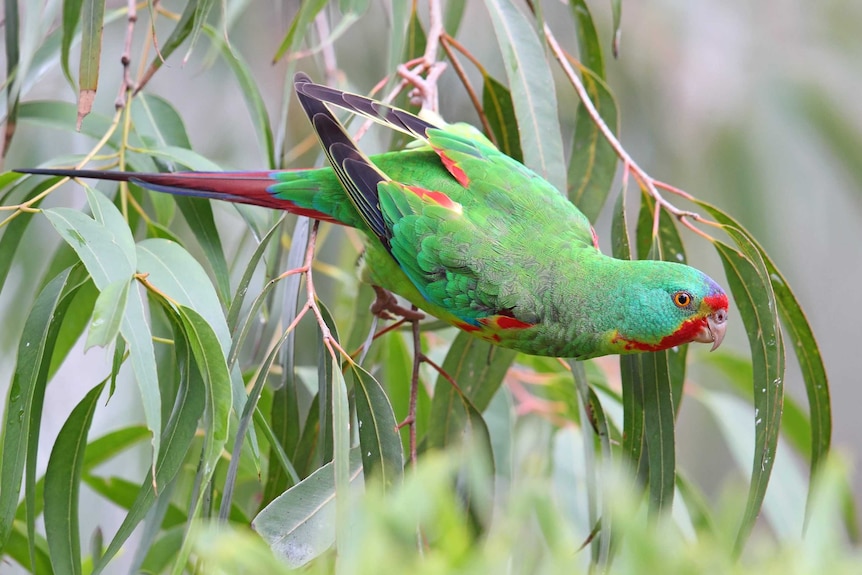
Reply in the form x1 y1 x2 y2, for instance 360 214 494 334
371 286 425 321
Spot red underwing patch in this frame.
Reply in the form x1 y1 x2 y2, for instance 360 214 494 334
481 315 535 330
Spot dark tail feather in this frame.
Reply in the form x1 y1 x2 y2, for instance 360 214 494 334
14 167 336 221
293 73 391 241
293 72 438 141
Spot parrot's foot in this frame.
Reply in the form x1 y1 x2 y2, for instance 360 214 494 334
397 61 447 112
371 286 425 321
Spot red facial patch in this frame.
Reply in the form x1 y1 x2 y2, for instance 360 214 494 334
433 148 470 187
406 185 460 211
616 316 708 352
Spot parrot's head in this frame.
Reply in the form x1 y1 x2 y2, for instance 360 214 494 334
606 260 729 354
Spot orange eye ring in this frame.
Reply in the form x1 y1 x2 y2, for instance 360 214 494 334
672 291 692 308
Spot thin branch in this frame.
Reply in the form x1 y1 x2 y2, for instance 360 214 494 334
439 35 495 141
115 0 138 109
543 23 718 242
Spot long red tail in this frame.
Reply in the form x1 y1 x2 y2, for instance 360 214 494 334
15 167 340 222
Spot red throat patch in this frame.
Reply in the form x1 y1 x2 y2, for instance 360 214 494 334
615 316 709 352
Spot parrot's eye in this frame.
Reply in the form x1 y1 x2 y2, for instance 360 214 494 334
672 291 693 308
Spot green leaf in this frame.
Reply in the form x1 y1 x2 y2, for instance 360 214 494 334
93 320 205 574
0 177 57 293
138 0 200 86
220 317 301 520
698 201 830 485
44 380 106 575
6 525 53 574
226 216 284 333
43 197 136 289
351 364 403 492
77 0 105 129
426 332 507 452
695 390 805 542
252 448 363 568
568 68 618 223
640 350 676 513
272 0 328 63
4 0 20 156
201 25 276 168
85 277 130 350
637 195 689 412
483 0 567 191
0 266 85 556
44 189 163 474
482 74 523 162
388 5 426 150
177 305 232 479
712 238 784 554
570 0 605 78
386 2 411 79
135 239 230 351
131 93 192 149
171 196 232 306
611 189 647 480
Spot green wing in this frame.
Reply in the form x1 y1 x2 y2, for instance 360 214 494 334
294 74 596 325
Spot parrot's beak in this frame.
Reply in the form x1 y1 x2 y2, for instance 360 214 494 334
694 309 728 351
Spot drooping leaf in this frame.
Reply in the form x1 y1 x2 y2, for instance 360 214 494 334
3 0 20 156
351 364 403 492
44 190 163 475
44 380 106 575
85 277 130 350
570 0 605 78
92 320 205 574
77 0 105 129
201 24 276 168
483 0 567 191
272 0 328 63
697 201 829 484
639 349 676 513
0 266 86 556
712 237 784 554
0 177 57 294
482 74 523 162
612 189 647 479
253 448 363 568
568 68 618 223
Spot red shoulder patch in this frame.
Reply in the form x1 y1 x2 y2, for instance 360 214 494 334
433 148 470 187
405 185 461 211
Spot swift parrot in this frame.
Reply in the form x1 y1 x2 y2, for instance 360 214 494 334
18 73 728 359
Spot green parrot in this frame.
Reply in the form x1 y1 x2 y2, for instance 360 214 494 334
19 73 728 359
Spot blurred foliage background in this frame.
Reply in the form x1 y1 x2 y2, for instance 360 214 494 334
0 0 859 573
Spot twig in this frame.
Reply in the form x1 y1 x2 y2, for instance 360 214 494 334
314 11 340 87
115 0 138 109
439 35 495 142
543 23 718 242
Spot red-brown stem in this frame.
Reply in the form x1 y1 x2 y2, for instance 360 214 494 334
439 35 495 142
115 0 138 109
544 23 719 243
